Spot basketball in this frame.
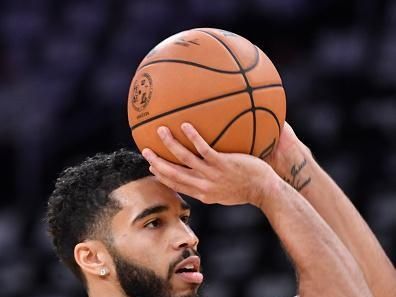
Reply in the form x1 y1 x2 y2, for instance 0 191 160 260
127 28 286 164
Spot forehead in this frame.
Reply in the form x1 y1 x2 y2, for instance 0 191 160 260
110 176 187 212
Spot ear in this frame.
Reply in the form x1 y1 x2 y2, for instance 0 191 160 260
74 241 112 278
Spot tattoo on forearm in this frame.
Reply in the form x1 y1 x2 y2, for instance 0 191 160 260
283 159 312 191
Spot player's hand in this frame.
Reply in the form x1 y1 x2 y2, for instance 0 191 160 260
142 123 279 207
265 122 312 180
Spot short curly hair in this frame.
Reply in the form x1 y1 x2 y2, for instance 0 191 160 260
47 149 151 283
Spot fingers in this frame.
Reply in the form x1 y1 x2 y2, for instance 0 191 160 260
157 126 205 170
283 121 296 137
180 123 218 163
142 148 204 193
142 124 223 202
148 165 204 200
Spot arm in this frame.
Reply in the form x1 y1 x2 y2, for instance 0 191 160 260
268 123 396 297
142 123 372 297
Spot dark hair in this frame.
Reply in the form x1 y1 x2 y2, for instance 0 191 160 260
47 149 151 283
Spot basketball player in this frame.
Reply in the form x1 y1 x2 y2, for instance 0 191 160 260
46 122 394 297
141 122 396 297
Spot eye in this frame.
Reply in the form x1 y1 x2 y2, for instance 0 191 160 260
180 215 190 225
145 218 162 229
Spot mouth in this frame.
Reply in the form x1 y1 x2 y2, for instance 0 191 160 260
174 256 203 284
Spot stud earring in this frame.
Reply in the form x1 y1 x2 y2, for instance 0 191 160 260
99 267 108 276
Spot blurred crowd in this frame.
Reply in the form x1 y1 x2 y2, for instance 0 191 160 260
0 0 395 296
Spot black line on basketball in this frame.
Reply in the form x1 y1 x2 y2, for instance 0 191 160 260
259 138 276 159
196 29 257 155
138 59 243 74
253 84 284 139
138 40 260 75
255 107 281 136
130 84 283 131
209 109 252 148
244 46 259 73
131 89 246 131
253 84 283 91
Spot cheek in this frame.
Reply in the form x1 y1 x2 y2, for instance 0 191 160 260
116 231 171 275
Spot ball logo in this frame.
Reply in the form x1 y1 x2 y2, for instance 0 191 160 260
132 73 153 112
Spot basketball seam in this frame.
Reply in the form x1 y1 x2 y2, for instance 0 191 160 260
255 107 281 131
259 138 276 159
130 84 283 131
137 46 259 74
195 29 258 154
210 106 281 149
138 59 243 74
210 108 252 147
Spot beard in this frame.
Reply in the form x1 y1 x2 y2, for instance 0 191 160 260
108 247 201 297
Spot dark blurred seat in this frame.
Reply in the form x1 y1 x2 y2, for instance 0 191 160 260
188 0 239 20
245 274 295 297
61 1 108 42
353 97 396 134
311 28 368 77
41 35 93 78
208 205 264 231
205 233 263 281
367 189 396 262
201 281 231 297
0 9 46 77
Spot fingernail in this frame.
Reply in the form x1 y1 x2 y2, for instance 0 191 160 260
142 149 152 162
157 127 167 139
181 123 193 132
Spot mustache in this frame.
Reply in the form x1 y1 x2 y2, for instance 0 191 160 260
167 249 201 280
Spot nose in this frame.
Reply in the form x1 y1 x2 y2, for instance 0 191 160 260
172 222 199 250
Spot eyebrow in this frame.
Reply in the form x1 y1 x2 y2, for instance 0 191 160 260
132 201 191 224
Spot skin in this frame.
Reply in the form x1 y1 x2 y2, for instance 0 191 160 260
268 123 396 297
142 122 376 297
74 176 202 297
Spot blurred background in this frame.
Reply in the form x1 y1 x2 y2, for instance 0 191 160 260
0 0 395 296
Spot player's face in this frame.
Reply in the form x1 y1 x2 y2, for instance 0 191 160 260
109 176 203 297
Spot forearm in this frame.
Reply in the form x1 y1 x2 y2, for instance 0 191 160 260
275 140 396 297
254 177 372 297
142 122 382 295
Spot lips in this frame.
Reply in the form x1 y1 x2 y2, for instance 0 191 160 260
174 256 203 284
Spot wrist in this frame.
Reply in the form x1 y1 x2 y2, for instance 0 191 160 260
273 140 314 193
249 175 294 218
274 140 311 175
248 163 283 209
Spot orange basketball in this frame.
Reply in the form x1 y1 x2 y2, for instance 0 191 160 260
127 28 286 164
